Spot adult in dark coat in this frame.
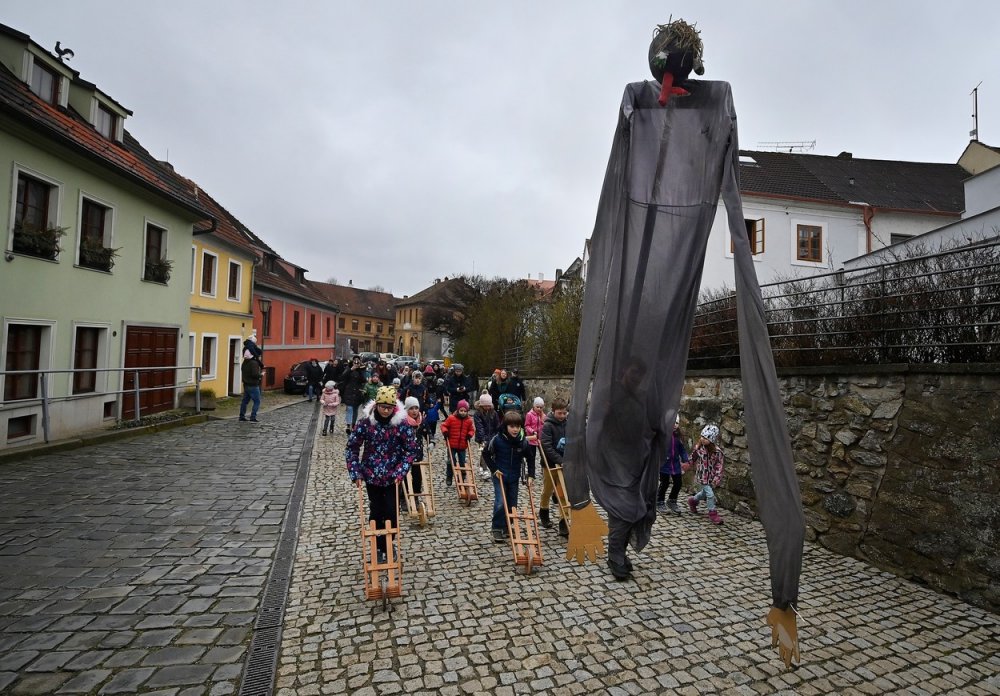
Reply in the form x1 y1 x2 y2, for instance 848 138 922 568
443 364 474 411
509 369 527 402
305 359 324 402
338 357 368 433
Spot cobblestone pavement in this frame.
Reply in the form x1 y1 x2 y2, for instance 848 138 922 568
0 402 313 695
280 426 1000 696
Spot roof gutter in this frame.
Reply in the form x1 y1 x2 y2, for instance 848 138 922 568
745 190 962 217
192 217 218 236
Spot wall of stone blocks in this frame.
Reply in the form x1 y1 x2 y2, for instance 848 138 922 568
525 366 1000 612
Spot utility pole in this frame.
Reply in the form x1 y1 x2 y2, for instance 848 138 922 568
970 81 982 141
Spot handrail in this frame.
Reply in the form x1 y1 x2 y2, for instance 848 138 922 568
0 365 203 443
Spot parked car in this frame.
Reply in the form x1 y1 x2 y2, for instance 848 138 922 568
283 360 327 394
353 352 379 365
379 352 399 363
393 355 418 371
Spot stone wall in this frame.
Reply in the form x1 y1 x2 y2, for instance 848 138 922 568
525 367 1000 613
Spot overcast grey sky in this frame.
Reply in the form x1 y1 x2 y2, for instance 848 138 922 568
5 2 998 296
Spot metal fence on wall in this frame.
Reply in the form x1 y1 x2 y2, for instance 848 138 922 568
688 239 1000 369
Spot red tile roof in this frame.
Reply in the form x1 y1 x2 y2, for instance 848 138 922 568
312 282 397 320
0 61 210 220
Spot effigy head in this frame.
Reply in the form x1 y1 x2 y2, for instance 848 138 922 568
647 18 705 84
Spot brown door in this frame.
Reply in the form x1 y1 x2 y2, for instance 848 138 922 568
123 326 178 417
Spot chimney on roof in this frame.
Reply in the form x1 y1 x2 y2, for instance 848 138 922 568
349 279 353 286
556 268 563 279
538 273 543 281
837 151 853 159
434 278 440 284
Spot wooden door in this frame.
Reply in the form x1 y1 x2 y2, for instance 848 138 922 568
123 326 177 417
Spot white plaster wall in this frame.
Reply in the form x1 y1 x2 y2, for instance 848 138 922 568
964 167 1000 218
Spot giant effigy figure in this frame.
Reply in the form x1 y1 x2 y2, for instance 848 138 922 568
561 20 805 667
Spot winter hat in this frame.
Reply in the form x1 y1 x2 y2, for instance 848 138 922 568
412 372 422 381
325 381 335 389
453 363 464 371
533 397 544 408
392 377 401 386
424 365 435 374
457 399 470 410
700 424 719 443
404 396 420 410
478 393 493 407
376 386 398 405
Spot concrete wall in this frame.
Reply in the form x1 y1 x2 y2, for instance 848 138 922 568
526 366 999 612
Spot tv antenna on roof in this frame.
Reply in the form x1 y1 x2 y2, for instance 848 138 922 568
970 81 983 141
755 140 816 153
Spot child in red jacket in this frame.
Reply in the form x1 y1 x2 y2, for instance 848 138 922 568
440 399 475 486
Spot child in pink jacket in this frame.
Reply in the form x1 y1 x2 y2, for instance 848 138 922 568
320 381 341 436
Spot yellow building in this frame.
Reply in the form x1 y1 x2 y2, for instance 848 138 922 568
187 189 256 397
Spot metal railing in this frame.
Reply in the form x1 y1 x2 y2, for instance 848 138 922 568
0 365 203 443
688 238 1000 369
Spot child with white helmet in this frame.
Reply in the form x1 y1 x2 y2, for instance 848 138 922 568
473 393 500 477
687 423 725 524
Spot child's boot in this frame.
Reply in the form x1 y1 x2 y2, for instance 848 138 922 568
687 496 699 514
558 519 569 538
708 509 723 525
539 508 552 529
667 499 681 515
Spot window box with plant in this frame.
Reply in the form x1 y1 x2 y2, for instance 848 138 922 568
12 223 66 261
144 257 173 283
79 236 121 272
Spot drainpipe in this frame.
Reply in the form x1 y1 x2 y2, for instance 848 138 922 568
863 205 876 253
193 217 217 236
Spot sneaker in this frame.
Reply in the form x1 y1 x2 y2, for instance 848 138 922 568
345 427 352 436
667 500 682 515
708 510 723 525
250 416 259 422
558 519 569 538
239 416 248 421
539 509 553 529
491 529 506 543
446 477 453 487
321 430 327 436
656 501 668 514
687 496 699 514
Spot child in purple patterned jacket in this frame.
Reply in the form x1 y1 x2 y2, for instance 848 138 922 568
687 424 725 525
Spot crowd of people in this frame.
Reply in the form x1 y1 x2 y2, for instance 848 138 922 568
331 355 727 576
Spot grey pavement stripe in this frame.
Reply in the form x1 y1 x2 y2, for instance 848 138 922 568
238 409 317 696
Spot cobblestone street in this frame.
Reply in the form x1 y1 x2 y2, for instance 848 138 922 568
0 403 310 695
280 424 1000 695
0 404 998 695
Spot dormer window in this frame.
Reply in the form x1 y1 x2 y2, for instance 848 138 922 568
296 269 305 284
264 255 276 273
30 61 59 104
95 103 117 139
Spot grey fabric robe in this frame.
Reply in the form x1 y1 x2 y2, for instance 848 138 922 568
563 79 805 609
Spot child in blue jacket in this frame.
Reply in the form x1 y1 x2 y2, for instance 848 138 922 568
657 415 689 515
482 410 537 542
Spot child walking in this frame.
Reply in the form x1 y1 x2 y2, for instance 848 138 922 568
524 396 545 491
687 424 724 524
319 381 341 436
345 387 418 562
657 415 689 514
440 399 475 486
473 393 501 477
403 396 424 500
539 398 569 536
482 410 536 542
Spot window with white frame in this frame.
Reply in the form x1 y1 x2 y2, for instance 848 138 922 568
143 222 169 283
795 223 824 264
12 169 61 261
29 60 59 105
227 261 241 301
201 335 218 379
3 322 53 402
78 197 115 271
95 103 118 140
72 325 108 394
190 246 197 293
201 250 218 296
